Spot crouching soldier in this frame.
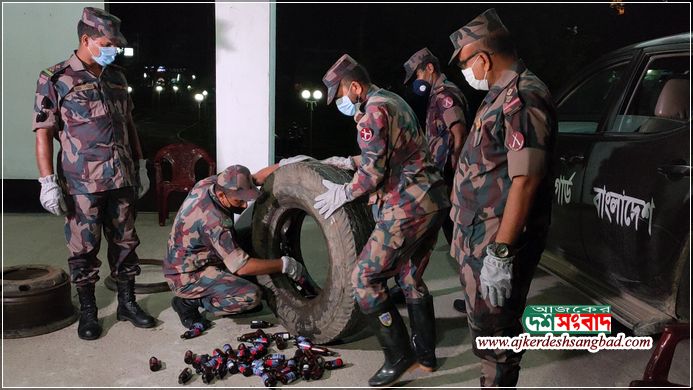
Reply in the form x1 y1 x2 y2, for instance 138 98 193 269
163 163 308 328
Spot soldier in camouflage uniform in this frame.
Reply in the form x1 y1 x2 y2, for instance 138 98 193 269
403 48 470 312
32 7 155 340
317 54 450 387
164 164 308 329
404 47 469 182
447 9 557 387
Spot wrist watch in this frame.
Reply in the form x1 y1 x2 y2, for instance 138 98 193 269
489 242 513 258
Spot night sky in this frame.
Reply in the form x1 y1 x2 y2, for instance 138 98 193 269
107 2 690 161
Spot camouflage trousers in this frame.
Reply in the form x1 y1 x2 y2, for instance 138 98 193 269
352 209 447 313
165 265 261 316
64 187 141 287
451 215 545 387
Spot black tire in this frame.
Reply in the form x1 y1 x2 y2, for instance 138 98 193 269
251 161 374 344
3 265 78 338
104 258 170 294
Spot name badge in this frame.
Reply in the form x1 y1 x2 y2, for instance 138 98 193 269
73 82 97 92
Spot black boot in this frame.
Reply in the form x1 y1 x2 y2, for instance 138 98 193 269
77 284 102 340
364 302 418 386
171 296 207 328
116 278 156 328
389 285 406 306
453 298 467 313
408 294 437 371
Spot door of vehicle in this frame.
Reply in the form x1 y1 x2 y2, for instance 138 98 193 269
548 58 632 268
580 49 690 314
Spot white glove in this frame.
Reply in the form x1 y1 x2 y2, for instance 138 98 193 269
278 155 314 167
281 255 305 282
321 156 355 170
313 179 351 219
479 246 514 307
137 159 150 199
38 174 67 216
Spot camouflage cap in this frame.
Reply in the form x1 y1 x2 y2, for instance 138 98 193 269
81 7 127 47
403 47 439 84
216 165 260 202
322 54 359 105
448 8 508 65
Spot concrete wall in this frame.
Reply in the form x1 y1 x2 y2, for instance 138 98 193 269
214 2 275 174
3 2 275 179
2 3 103 180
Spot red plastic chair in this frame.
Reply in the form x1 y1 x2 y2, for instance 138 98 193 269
154 143 216 226
630 322 690 387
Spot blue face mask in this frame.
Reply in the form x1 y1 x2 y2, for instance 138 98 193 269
336 94 358 116
89 39 117 67
412 79 432 96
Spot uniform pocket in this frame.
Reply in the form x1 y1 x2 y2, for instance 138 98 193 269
452 206 475 226
62 85 107 124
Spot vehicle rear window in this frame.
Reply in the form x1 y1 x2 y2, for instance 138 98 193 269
614 54 690 133
557 64 627 134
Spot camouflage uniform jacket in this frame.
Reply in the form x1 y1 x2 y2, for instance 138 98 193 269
426 74 468 172
164 177 250 275
32 52 137 195
347 85 451 221
450 60 557 239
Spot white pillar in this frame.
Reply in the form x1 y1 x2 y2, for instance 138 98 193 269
214 2 276 174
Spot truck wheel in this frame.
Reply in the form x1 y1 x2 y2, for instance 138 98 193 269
104 259 170 294
3 265 78 338
251 161 374 344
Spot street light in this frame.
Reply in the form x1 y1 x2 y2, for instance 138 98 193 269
194 93 204 121
127 86 133 94
300 89 322 154
202 90 208 97
155 85 163 107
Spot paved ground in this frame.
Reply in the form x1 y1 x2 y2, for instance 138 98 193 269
2 212 690 387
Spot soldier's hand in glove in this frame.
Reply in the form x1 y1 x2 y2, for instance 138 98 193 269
281 255 305 282
38 174 67 216
313 179 352 219
479 246 513 307
278 155 314 167
321 156 355 170
137 159 150 199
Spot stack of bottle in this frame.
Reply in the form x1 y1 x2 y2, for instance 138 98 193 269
174 328 345 386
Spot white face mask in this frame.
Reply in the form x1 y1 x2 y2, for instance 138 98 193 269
336 87 360 116
461 56 489 91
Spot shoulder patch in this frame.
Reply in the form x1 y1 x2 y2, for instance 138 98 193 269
507 130 525 151
360 127 374 143
41 61 69 81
